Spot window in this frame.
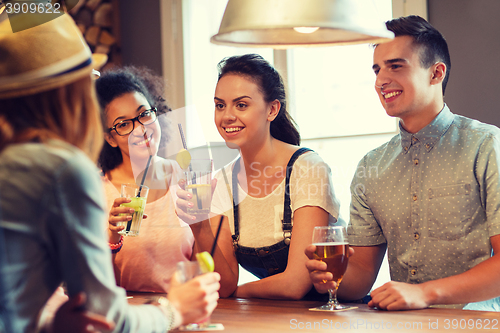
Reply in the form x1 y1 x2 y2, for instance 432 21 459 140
286 0 396 223
181 0 273 148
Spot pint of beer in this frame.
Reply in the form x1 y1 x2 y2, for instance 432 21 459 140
313 242 349 284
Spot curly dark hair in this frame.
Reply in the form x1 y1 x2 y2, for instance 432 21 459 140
217 54 300 146
95 66 172 173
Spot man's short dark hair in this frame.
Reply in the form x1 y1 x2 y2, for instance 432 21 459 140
385 15 451 95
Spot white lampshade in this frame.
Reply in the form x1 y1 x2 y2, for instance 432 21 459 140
210 0 394 48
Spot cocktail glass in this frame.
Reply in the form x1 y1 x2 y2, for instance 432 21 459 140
176 261 211 331
185 159 212 215
118 183 148 236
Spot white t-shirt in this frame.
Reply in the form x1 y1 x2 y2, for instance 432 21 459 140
211 151 341 248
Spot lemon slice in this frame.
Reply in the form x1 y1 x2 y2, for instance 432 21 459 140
176 148 191 170
196 251 215 273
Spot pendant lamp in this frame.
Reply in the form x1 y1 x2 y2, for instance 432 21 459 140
210 0 394 48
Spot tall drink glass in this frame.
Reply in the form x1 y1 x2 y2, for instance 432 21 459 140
175 261 211 331
311 226 353 311
185 159 212 215
118 183 148 236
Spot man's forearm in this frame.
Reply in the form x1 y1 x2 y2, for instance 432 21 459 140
338 263 379 300
423 253 500 306
338 244 387 301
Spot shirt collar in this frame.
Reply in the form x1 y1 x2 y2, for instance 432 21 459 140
400 104 454 154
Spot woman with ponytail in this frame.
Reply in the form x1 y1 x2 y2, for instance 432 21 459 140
177 54 342 300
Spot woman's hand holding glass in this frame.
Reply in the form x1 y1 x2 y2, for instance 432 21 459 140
167 269 221 326
175 178 217 225
107 197 148 243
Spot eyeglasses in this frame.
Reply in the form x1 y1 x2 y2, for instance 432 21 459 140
108 108 158 136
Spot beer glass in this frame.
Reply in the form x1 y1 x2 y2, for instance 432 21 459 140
311 226 352 311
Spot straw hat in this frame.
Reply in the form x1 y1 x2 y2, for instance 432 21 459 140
0 12 107 99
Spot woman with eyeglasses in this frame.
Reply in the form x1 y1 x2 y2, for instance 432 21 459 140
95 66 195 293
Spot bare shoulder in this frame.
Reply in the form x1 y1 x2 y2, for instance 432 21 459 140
275 141 302 161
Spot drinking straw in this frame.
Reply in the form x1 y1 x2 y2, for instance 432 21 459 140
178 124 202 209
127 129 152 232
178 123 189 155
138 128 153 197
210 215 224 257
137 156 152 195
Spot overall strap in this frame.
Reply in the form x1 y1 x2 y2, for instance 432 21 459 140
232 148 313 248
231 158 241 248
282 148 313 244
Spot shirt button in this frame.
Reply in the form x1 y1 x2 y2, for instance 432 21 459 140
412 195 418 201
404 147 409 151
414 159 419 165
414 233 420 240
411 269 417 276
412 137 418 142
425 144 430 149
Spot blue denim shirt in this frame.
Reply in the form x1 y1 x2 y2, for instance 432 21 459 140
0 140 169 332
0 226 13 332
348 105 500 293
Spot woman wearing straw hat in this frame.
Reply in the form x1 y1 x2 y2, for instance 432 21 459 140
0 12 219 333
95 66 195 293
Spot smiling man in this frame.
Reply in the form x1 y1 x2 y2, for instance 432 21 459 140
306 15 500 311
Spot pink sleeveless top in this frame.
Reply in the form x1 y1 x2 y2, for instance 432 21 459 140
102 173 194 293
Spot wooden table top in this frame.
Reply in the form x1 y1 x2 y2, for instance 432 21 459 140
128 293 499 332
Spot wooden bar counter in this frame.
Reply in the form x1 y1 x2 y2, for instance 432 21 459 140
128 293 499 332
